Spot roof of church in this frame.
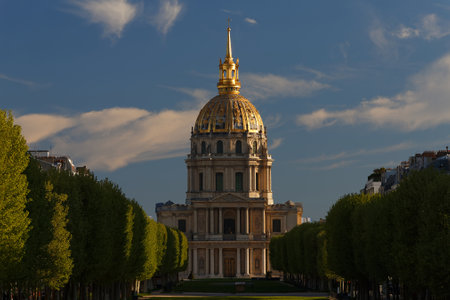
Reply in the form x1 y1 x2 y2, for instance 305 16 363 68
193 26 264 134
194 94 264 134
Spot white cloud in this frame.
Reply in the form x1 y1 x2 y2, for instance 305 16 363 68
69 0 138 38
297 53 450 131
0 73 45 88
394 14 450 40
16 114 75 144
150 0 183 35
269 138 283 150
241 73 330 101
16 107 197 171
244 17 257 25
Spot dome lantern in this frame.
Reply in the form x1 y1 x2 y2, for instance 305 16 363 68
217 26 241 95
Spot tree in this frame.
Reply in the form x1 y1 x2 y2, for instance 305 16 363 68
0 110 30 288
24 159 73 291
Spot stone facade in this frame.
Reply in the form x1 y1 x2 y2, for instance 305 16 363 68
156 26 302 278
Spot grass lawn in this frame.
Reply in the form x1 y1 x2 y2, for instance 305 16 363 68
140 297 327 300
171 279 306 294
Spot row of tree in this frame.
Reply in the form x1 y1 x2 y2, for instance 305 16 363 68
270 167 450 300
0 110 188 299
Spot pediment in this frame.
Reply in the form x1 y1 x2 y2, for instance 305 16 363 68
211 193 248 203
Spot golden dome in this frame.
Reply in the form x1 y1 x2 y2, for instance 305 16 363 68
194 25 264 134
194 94 264 134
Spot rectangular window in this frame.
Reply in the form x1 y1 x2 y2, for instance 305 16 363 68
235 172 243 192
256 173 259 191
199 173 203 191
178 219 186 233
272 219 281 233
216 172 223 192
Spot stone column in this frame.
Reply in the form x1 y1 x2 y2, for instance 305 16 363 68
187 166 191 192
219 208 223 234
206 208 209 235
219 248 223 277
193 209 198 233
193 248 198 276
262 208 266 234
206 248 210 277
252 166 256 191
210 248 215 276
267 247 272 272
210 208 214 234
245 208 249 234
245 248 250 276
236 208 240 234
189 248 193 273
247 167 252 192
262 247 266 275
236 248 241 277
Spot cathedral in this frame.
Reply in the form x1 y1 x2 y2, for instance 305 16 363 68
156 26 303 278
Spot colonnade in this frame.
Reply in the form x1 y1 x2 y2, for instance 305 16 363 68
193 207 266 234
190 247 267 278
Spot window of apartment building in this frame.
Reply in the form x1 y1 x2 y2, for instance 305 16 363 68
178 219 186 232
216 172 223 192
235 172 243 192
236 140 242 154
272 219 281 233
217 140 223 154
199 173 203 191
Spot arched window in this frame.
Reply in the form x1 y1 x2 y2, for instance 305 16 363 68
223 70 227 78
232 70 235 78
201 141 206 154
217 140 223 154
236 140 242 154
253 141 258 154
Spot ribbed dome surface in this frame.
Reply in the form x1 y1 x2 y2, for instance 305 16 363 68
194 94 264 134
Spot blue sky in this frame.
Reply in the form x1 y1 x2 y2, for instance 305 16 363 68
3 0 450 220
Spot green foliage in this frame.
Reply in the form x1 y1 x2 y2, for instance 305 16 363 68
42 182 73 289
0 110 30 285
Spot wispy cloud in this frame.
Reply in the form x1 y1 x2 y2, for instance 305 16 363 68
16 107 197 171
269 138 283 150
263 113 283 129
165 86 213 104
369 22 397 57
244 17 257 25
241 73 330 101
0 73 46 88
69 0 138 38
297 142 414 165
297 53 450 131
316 160 355 171
150 0 183 35
394 14 450 40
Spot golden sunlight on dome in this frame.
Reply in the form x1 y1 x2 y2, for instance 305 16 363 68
194 94 264 134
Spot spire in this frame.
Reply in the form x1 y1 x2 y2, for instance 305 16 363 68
226 26 232 59
217 23 241 95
